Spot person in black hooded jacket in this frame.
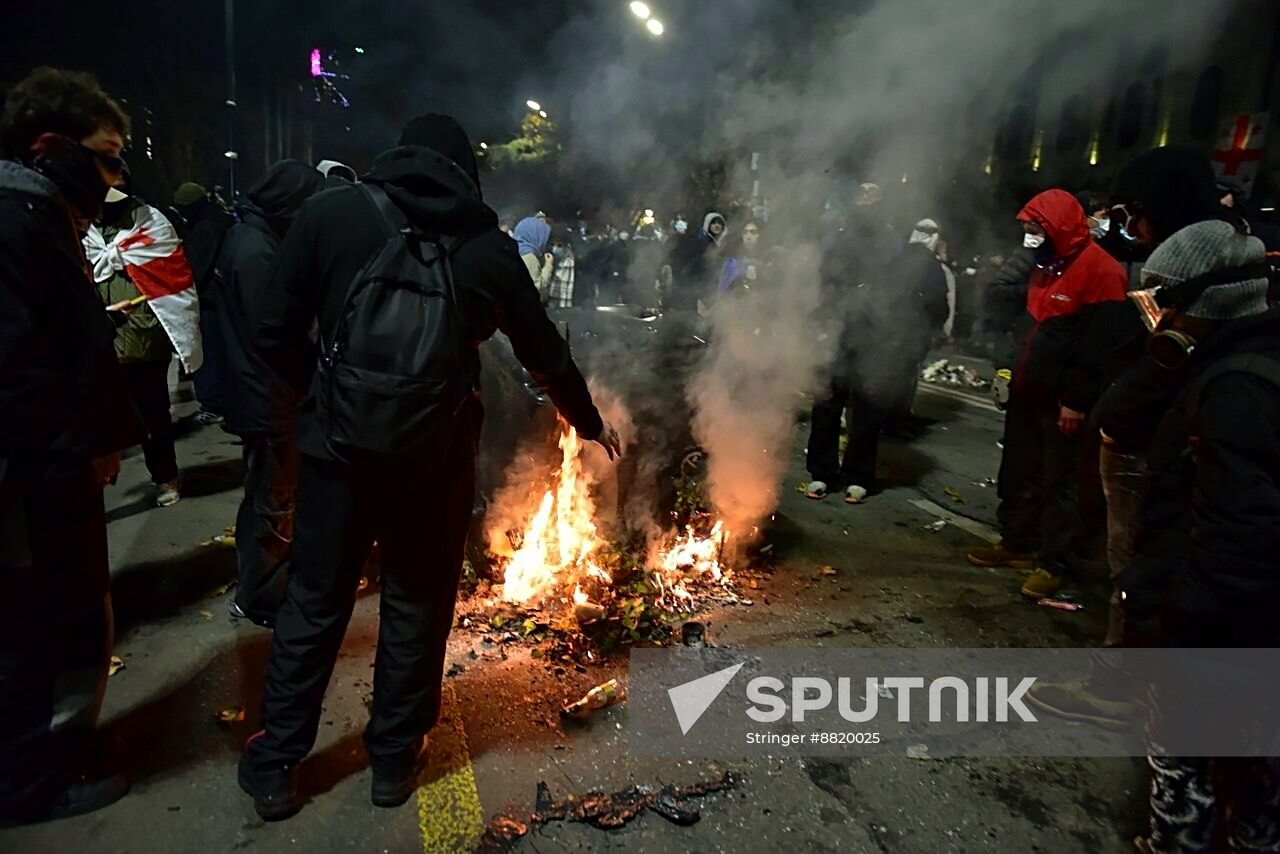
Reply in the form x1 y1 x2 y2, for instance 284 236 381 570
215 159 326 627
240 114 619 821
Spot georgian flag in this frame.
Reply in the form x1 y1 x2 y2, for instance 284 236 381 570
84 201 204 372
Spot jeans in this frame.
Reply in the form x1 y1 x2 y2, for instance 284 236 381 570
1099 439 1146 647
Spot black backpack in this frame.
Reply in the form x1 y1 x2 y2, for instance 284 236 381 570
313 183 478 459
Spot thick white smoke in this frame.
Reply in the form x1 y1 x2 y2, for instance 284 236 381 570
537 0 1235 534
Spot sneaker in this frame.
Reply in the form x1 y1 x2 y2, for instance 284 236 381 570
965 542 1035 570
844 485 868 504
1025 679 1133 732
192 410 224 426
804 480 829 500
0 774 129 826
156 480 181 508
228 600 275 630
1021 568 1064 599
238 750 301 821
370 738 429 808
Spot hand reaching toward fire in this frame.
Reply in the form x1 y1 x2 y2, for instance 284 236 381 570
594 422 623 461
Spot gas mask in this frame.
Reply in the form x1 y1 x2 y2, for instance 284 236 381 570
1022 232 1046 250
1129 262 1271 369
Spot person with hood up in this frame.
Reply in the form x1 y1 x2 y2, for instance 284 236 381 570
965 190 1127 599
805 208 946 503
0 66 139 824
1025 146 1235 733
513 213 554 301
1112 222 1280 853
241 113 619 820
662 211 726 311
316 159 357 188
215 160 326 628
171 182 235 425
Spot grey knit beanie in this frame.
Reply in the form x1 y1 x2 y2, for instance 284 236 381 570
1142 220 1270 320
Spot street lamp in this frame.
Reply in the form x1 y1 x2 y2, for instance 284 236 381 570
629 1 651 19
479 142 489 150
646 18 665 36
539 110 548 119
526 99 542 112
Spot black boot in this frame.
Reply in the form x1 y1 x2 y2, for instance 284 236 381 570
237 752 301 821
370 738 428 808
0 773 129 827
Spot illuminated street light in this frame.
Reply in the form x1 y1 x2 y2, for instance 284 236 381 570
526 99 542 112
354 46 365 54
539 110 548 119
646 18 665 36
479 142 489 150
629 1 651 19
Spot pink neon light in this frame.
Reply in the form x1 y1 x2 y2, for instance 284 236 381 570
309 49 322 78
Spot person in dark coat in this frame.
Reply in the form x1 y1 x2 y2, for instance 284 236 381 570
662 211 726 311
172 182 235 423
966 190 1127 598
0 67 139 824
216 160 326 627
239 114 619 820
805 208 946 503
1111 221 1280 853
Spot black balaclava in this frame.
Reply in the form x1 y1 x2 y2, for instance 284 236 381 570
1112 145 1224 241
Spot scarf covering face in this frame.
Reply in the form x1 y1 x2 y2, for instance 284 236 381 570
514 216 552 256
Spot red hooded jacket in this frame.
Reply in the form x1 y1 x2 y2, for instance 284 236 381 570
1015 189 1127 410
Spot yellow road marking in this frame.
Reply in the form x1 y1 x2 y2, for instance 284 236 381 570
417 683 485 853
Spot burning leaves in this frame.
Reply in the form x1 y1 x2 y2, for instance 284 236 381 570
478 423 739 655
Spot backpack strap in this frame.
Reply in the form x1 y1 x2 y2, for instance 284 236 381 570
1184 353 1280 446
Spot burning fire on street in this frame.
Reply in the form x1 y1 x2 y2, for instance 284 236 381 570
480 423 739 646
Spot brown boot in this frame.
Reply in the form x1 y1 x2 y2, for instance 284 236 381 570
965 542 1035 570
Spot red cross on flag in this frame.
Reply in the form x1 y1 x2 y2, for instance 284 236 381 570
1211 112 1269 195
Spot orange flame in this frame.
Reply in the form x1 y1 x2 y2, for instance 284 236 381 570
498 425 733 614
502 428 603 604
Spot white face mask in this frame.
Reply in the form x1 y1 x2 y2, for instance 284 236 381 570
1023 233 1046 250
1089 217 1111 239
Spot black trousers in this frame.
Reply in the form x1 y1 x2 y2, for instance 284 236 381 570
807 374 887 489
995 394 1080 574
0 463 112 818
191 303 225 415
122 357 178 484
234 433 300 624
247 431 476 773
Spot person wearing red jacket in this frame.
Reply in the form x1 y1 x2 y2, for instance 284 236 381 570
967 189 1128 598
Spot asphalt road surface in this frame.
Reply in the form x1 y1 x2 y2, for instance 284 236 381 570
1 373 1145 854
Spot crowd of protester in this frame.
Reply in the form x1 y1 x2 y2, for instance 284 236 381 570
1 65 1277 851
